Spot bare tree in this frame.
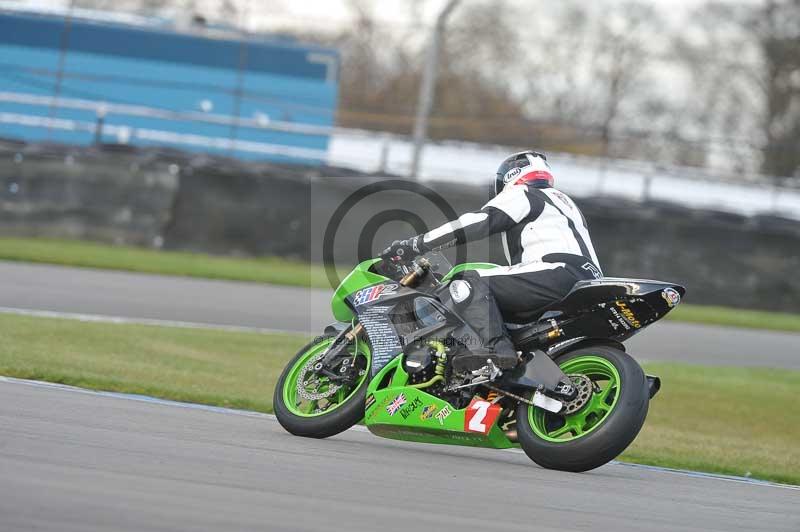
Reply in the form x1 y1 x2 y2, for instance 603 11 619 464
508 1 669 159
72 0 185 15
72 0 250 25
71 0 786 176
590 2 659 157
673 0 800 178
670 2 764 171
316 0 539 143
759 0 800 178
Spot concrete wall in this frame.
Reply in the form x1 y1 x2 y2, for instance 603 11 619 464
1 142 798 311
0 144 178 245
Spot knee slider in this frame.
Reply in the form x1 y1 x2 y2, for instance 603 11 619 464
449 279 472 305
449 270 485 306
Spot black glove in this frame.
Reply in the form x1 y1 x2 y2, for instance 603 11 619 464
380 236 426 262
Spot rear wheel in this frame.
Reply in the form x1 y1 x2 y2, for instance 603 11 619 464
516 346 649 472
274 334 371 438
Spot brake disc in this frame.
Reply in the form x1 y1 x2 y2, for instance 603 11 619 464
296 352 342 401
562 374 594 415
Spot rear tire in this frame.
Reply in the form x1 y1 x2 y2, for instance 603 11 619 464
274 335 370 439
516 346 649 472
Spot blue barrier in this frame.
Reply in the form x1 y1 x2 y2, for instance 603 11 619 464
0 9 339 163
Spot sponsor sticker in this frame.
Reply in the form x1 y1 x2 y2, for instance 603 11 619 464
386 394 407 416
419 404 437 421
353 283 399 306
662 287 681 308
366 395 392 421
614 301 641 328
399 397 423 419
551 190 572 206
435 405 452 425
609 307 631 330
503 166 522 183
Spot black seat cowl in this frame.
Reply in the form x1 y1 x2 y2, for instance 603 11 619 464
508 278 686 325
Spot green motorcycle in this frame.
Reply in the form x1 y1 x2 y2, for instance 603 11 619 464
274 252 683 472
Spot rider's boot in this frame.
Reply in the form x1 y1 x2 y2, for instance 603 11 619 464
448 272 519 374
451 336 518 374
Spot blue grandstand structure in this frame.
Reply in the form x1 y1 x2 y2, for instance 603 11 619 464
0 6 340 163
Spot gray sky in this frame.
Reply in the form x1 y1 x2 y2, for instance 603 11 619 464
9 0 769 33
244 0 767 33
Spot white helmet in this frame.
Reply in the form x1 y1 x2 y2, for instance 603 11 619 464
494 150 554 195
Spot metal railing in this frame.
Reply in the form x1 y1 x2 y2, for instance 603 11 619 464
0 92 339 137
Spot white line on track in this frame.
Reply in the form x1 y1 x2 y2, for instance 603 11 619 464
1 375 797 492
0 306 298 335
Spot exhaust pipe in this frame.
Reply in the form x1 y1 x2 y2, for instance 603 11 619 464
646 375 661 399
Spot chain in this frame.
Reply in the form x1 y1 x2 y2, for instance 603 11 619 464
483 373 594 414
482 382 535 405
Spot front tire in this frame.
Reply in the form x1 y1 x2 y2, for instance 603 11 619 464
516 346 649 472
274 334 371 439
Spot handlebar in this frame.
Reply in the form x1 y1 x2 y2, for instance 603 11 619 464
375 255 430 283
398 257 430 287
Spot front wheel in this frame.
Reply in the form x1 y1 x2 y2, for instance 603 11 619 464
274 334 371 438
516 346 649 472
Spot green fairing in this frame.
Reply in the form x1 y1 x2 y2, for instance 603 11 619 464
331 258 388 322
364 357 515 449
333 258 512 447
332 260 498 321
440 262 499 282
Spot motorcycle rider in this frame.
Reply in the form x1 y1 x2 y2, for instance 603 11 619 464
381 150 603 374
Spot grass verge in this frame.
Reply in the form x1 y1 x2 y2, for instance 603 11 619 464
621 362 799 485
0 313 307 412
0 313 797 485
0 237 338 289
1 237 799 333
665 304 800 333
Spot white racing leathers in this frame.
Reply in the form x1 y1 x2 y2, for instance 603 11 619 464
420 185 603 354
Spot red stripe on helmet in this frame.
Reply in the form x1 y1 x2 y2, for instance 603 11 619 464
514 170 554 187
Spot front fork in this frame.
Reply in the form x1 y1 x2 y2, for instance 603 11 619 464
316 323 365 384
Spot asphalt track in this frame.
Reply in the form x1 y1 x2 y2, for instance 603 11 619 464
1 377 797 532
2 261 799 369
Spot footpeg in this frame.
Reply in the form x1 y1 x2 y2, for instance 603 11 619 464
446 361 503 392
471 359 502 381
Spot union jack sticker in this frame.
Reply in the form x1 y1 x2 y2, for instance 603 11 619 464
386 394 407 416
